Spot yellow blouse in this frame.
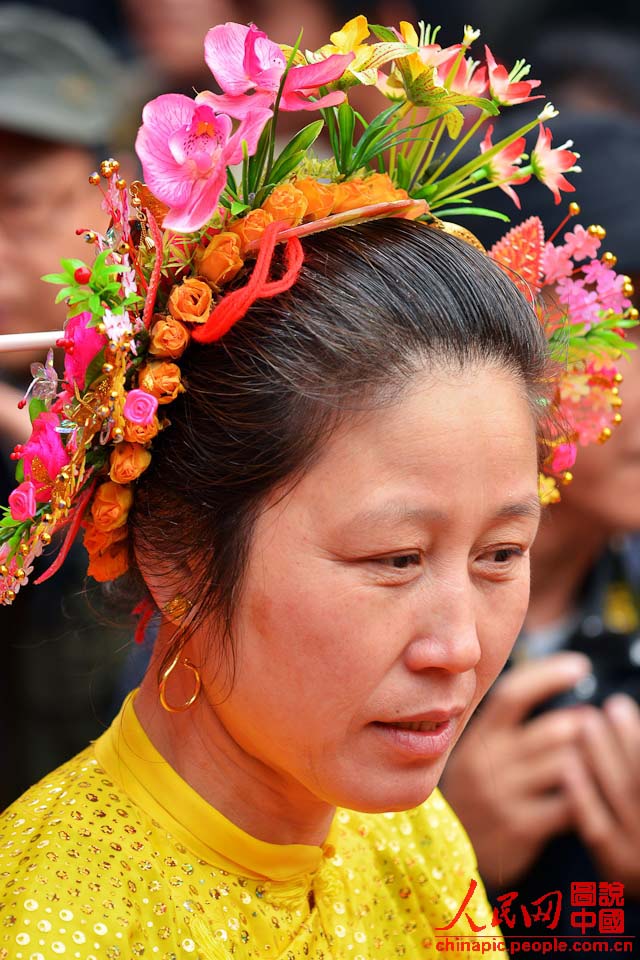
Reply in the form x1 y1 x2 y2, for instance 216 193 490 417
0 693 499 959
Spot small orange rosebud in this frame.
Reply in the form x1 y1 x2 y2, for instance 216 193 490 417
138 360 183 405
149 314 190 358
91 481 133 532
83 518 127 557
109 442 152 485
168 277 212 324
87 539 130 582
197 231 244 287
228 209 273 252
295 178 336 221
123 416 160 444
261 183 308 228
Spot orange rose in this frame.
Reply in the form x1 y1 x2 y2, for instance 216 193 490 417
149 314 190 358
168 278 212 324
83 518 127 557
228 209 273 252
197 232 244 287
123 416 160 444
295 178 336 221
332 173 406 214
138 360 183 405
87 539 130 582
91 481 133 532
261 183 308 227
109 442 152 485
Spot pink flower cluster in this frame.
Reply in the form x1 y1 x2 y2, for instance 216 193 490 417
541 226 632 330
135 22 354 233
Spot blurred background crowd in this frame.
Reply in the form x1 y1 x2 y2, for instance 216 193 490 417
1 0 639 949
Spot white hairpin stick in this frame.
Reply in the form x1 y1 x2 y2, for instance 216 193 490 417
0 331 63 354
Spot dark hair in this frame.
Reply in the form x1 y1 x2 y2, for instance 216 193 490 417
130 218 550 674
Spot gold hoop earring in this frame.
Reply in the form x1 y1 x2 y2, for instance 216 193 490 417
159 651 202 713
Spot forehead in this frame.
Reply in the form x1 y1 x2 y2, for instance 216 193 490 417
265 363 540 533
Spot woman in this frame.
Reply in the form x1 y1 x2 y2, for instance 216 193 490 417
0 220 546 956
0 14 628 958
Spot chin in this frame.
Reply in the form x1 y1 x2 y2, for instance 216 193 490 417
327 767 444 815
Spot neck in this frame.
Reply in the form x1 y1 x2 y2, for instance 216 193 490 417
526 503 609 631
135 633 335 848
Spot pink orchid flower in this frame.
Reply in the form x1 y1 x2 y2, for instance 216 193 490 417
135 94 271 232
531 124 578 204
485 46 542 106
201 22 353 118
479 125 530 208
22 411 70 502
64 312 107 392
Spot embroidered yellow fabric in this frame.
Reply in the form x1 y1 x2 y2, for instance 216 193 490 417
0 693 500 958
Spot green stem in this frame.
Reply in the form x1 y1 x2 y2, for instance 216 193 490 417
388 103 411 177
432 112 543 198
425 110 489 185
430 176 522 207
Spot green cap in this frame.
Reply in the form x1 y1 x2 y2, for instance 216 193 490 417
0 4 127 146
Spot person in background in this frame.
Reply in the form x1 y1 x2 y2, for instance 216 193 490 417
442 108 640 940
0 5 137 809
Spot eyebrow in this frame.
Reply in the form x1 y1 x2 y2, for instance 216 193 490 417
346 495 542 529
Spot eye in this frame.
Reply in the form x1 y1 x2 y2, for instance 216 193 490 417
492 547 523 563
373 553 421 569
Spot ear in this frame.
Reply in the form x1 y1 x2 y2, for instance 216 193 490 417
132 536 194 626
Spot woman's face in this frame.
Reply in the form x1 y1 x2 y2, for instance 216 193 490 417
203 362 541 813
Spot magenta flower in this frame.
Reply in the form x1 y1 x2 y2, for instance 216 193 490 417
201 22 353 118
550 443 577 474
531 125 578 205
479 125 529 208
124 389 158 426
9 481 37 522
135 94 271 232
22 412 70 502
64 312 107 391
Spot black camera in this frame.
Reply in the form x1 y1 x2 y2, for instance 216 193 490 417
532 624 640 714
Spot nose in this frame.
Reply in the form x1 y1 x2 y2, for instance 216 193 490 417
402 572 482 675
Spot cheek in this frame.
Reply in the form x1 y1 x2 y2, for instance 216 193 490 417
476 576 530 696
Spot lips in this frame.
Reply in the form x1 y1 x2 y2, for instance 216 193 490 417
370 707 466 759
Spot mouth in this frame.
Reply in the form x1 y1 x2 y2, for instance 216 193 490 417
370 709 465 759
376 719 444 732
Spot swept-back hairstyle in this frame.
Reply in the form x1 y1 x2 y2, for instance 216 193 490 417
130 219 550 672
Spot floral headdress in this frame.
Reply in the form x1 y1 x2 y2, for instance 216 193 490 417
489 210 637 504
0 15 636 608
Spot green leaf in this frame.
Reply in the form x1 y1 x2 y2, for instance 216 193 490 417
337 102 356 171
369 23 399 42
226 166 238 195
14 458 24 484
433 206 511 221
396 154 411 191
28 397 48 423
83 346 106 390
230 200 251 217
268 119 324 184
41 272 68 285
60 257 86 275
